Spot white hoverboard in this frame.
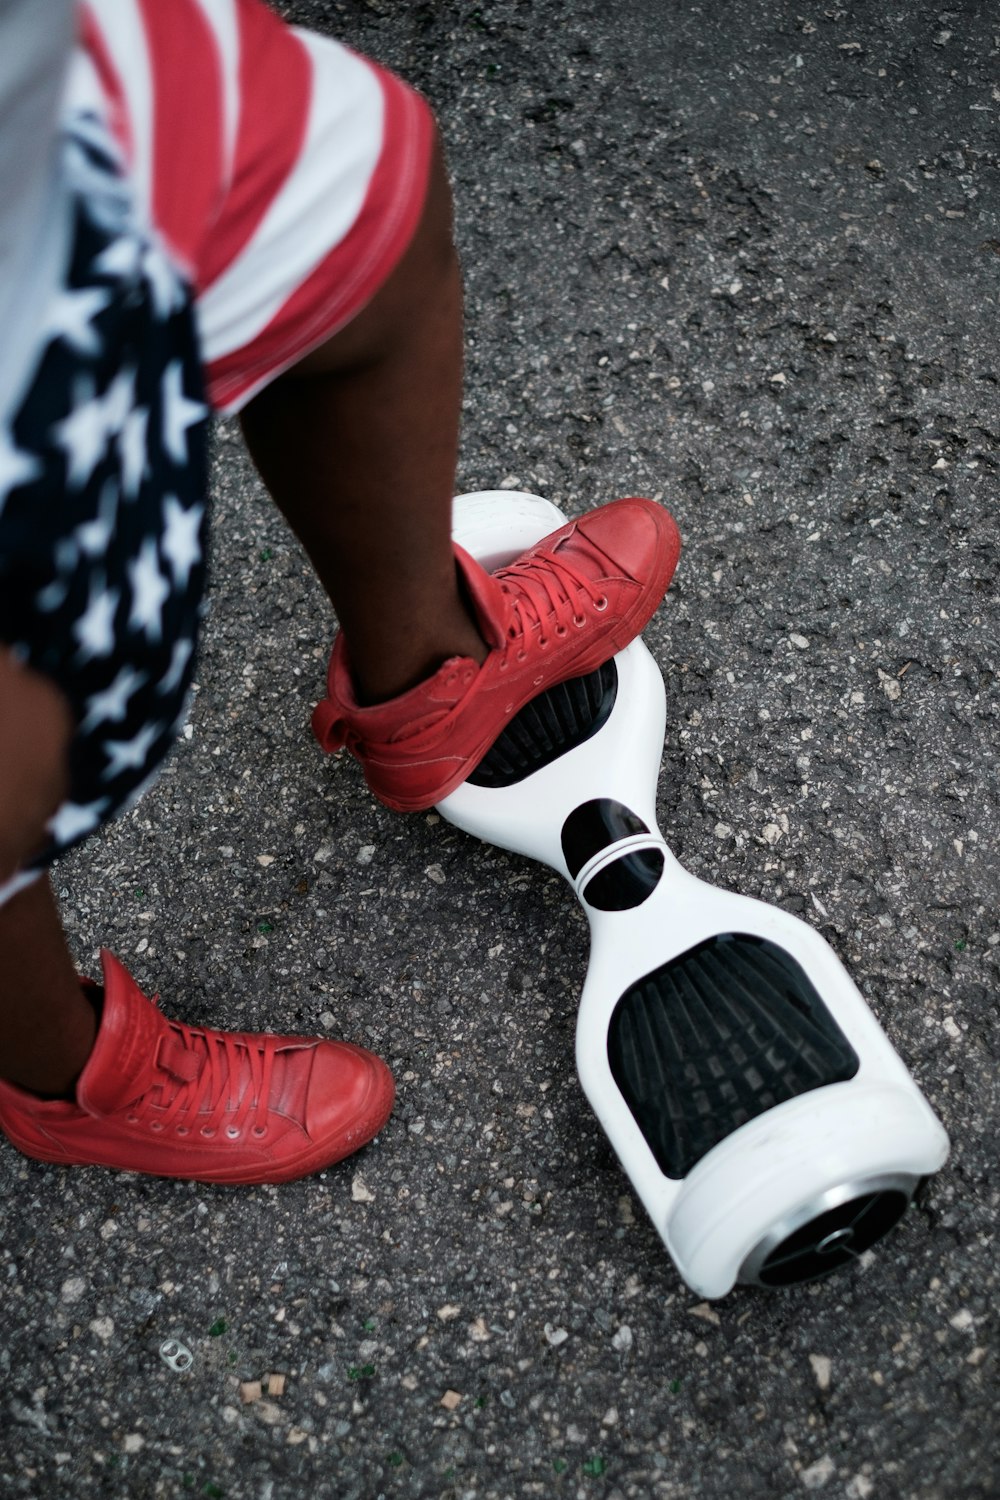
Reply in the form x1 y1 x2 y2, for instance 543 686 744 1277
440 491 950 1299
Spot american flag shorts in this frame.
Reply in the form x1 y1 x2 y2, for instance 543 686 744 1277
0 0 433 904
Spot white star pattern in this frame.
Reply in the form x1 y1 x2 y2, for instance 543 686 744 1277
142 239 185 318
91 233 142 282
0 424 44 517
47 798 111 844
101 721 163 782
73 576 120 663
101 365 137 438
79 665 148 733
52 376 108 489
44 285 112 356
161 495 203 588
75 477 119 557
0 106 211 890
162 362 207 465
157 637 194 696
35 538 80 612
35 576 70 613
119 404 149 499
127 536 170 641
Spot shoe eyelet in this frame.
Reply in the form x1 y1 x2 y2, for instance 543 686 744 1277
176 1126 190 1137
555 624 568 638
149 1121 163 1133
499 659 509 672
252 1126 268 1139
127 1114 139 1124
200 1126 216 1139
538 637 549 650
516 650 527 663
573 614 586 628
226 1126 242 1139
594 596 609 612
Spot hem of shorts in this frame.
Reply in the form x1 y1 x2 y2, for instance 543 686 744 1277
205 69 435 416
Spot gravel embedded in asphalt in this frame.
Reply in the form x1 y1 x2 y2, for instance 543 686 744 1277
2 4 997 1497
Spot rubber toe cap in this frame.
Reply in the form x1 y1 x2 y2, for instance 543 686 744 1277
304 1041 395 1154
572 498 680 581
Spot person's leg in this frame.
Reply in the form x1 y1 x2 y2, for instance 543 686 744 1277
0 878 96 1096
240 133 486 706
242 128 682 815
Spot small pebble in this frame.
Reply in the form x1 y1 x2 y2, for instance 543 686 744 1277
801 1454 835 1489
351 1175 375 1204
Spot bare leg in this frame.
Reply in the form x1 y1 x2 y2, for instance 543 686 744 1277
0 138 477 1095
240 131 487 705
0 877 95 1094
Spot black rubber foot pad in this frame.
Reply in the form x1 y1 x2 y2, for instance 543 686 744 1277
607 933 861 1179
468 659 618 788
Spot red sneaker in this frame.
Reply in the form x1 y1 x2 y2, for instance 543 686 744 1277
312 497 681 811
0 952 394 1184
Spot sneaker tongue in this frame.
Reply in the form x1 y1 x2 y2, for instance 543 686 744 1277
76 951 172 1115
453 544 509 649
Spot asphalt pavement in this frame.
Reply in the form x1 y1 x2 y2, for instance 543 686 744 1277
2 3 997 1498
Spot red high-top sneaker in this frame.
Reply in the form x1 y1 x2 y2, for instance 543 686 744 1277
312 497 681 811
0 952 394 1183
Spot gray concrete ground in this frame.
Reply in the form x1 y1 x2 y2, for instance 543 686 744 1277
2 3 997 1497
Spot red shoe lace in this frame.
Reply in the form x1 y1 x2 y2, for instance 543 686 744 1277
132 1021 280 1139
498 553 609 648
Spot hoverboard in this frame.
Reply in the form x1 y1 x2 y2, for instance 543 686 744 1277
439 491 949 1299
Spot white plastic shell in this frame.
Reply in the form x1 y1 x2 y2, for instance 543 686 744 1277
442 492 949 1298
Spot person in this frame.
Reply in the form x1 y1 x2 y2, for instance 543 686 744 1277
0 0 680 1185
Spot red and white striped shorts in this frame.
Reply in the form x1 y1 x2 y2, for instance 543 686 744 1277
79 0 435 412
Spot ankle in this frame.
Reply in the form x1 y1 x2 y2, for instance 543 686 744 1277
4 986 99 1099
351 605 488 706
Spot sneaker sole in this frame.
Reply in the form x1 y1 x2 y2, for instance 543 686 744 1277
0 1060 395 1186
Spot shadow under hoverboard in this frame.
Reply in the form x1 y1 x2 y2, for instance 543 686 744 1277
439 492 949 1299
